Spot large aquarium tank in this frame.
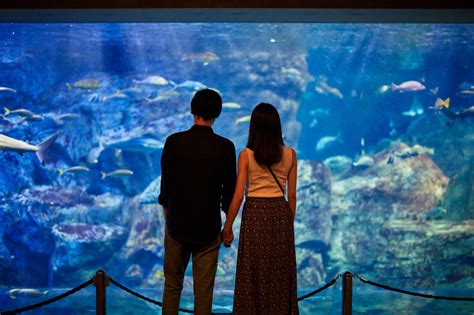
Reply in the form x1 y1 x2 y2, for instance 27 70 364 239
0 9 473 314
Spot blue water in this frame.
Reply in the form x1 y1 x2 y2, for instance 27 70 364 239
0 23 473 314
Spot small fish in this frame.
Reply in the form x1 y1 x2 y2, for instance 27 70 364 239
396 147 418 159
28 114 43 121
101 169 134 180
154 270 164 279
66 79 101 91
430 97 450 111
88 93 107 103
391 81 425 92
0 131 59 165
222 102 241 109
429 87 439 95
352 155 374 169
235 115 251 124
8 288 48 299
4 107 37 118
109 137 164 153
360 137 365 156
172 80 208 92
412 144 434 156
457 90 474 95
281 67 301 76
147 90 181 104
57 113 81 121
387 153 395 164
181 52 219 66
316 80 344 99
133 75 169 86
87 140 105 164
0 87 17 93
57 166 90 176
316 133 341 151
105 90 129 101
377 85 390 94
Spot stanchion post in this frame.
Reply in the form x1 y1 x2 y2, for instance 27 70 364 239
94 269 109 315
342 271 352 315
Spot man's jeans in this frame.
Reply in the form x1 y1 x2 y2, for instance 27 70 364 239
162 229 221 315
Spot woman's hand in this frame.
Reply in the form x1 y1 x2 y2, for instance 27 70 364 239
222 227 234 247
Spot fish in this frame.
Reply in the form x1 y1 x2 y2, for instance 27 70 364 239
66 79 101 91
4 107 38 118
133 75 169 86
352 155 374 169
316 79 344 99
377 85 390 94
109 137 165 153
322 155 353 172
440 106 474 124
387 153 395 164
360 137 365 156
7 288 48 299
222 102 241 109
396 147 417 159
412 144 434 156
87 140 105 164
281 66 301 76
146 90 180 104
101 169 134 180
0 131 59 165
171 80 208 92
316 133 342 151
458 82 474 90
88 93 106 103
391 81 426 92
105 90 129 101
457 90 474 95
57 166 90 176
432 98 450 111
235 115 251 124
181 52 219 66
57 113 81 121
0 87 17 93
429 87 439 95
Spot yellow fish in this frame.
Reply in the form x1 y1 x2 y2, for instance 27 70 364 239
434 98 450 110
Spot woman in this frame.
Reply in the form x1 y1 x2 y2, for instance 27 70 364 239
222 103 298 314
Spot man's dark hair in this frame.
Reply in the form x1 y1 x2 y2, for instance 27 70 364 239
247 103 284 166
191 89 222 121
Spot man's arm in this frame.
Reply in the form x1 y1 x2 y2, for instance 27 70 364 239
221 141 237 214
158 138 171 219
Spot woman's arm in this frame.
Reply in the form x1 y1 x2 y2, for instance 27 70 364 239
222 150 249 247
287 148 297 219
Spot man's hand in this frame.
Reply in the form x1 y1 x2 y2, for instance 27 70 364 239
222 227 234 247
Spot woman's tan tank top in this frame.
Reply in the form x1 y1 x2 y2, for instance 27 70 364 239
245 146 293 198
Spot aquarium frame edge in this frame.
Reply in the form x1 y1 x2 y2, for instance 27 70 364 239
0 9 474 23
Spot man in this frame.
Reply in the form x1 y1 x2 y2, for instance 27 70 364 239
158 89 236 315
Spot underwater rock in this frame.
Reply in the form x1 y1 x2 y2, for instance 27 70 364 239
50 223 128 285
329 142 452 286
439 163 474 221
138 176 161 204
2 218 56 286
295 160 332 287
404 111 474 177
376 220 474 287
112 201 165 285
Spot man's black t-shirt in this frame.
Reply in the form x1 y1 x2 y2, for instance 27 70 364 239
158 125 236 243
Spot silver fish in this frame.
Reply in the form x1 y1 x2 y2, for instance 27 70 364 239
101 169 134 180
8 288 48 299
0 131 59 165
